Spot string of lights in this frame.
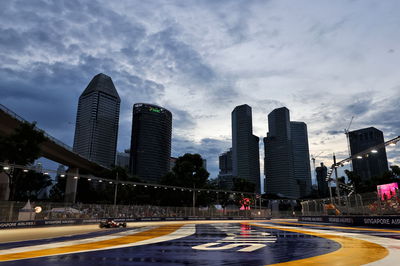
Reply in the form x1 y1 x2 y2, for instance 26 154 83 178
325 135 399 197
0 162 261 197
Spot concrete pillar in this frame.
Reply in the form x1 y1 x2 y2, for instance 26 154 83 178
65 168 79 203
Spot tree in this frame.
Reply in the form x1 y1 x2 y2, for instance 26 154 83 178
345 170 362 191
160 153 210 206
231 178 256 206
0 122 46 200
13 171 52 201
390 165 400 177
165 153 210 188
49 175 66 202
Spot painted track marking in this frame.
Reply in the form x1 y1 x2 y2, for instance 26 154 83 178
247 222 389 265
0 224 195 262
268 220 400 233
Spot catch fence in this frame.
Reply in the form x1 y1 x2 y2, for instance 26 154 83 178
301 191 400 216
0 201 271 222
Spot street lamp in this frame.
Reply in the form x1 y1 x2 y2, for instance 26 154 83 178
192 171 196 216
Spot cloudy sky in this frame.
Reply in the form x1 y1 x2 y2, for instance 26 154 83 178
1 0 399 184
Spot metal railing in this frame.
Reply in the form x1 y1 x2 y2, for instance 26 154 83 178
0 201 271 222
301 191 400 216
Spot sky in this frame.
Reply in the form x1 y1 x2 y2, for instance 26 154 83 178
1 0 399 185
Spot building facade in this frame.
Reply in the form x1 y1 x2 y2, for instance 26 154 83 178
290 121 312 197
349 127 389 182
73 73 120 167
232 105 260 193
129 103 172 183
218 148 234 190
116 149 130 169
316 162 329 198
264 107 310 199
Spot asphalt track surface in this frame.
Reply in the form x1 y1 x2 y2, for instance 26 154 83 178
0 219 399 265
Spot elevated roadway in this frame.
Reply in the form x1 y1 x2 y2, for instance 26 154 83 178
0 104 109 176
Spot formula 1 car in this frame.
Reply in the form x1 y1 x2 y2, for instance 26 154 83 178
99 219 127 228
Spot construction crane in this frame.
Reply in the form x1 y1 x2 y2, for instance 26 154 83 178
311 151 324 171
344 116 354 170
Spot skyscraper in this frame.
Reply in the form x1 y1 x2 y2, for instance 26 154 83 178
349 127 389 182
218 148 234 190
291 121 312 197
316 162 329 198
116 149 130 169
264 107 299 198
129 103 172 183
264 107 311 198
73 73 120 167
232 105 260 193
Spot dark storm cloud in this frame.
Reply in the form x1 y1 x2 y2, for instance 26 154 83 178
0 59 108 143
327 130 343 135
116 72 165 99
344 98 373 116
365 90 400 138
145 26 216 83
255 99 286 114
168 107 196 130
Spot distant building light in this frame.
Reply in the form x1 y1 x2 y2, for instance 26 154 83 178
88 178 92 181
389 143 396 146
356 156 362 159
3 166 10 170
371 149 378 153
44 172 49 175
60 174 65 177
99 180 103 183
73 176 78 179
109 181 113 184
23 169 29 172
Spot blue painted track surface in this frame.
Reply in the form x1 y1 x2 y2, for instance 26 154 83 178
1 220 399 265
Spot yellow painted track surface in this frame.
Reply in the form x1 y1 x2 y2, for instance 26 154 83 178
0 220 398 265
248 223 389 265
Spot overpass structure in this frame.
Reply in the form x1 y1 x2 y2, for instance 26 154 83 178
0 104 111 202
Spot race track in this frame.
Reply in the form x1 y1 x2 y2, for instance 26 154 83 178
0 219 399 265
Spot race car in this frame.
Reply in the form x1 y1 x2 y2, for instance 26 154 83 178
99 219 127 228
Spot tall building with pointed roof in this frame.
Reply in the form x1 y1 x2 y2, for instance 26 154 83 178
232 104 260 193
73 73 120 167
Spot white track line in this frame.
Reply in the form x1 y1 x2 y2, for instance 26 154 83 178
252 222 400 266
0 227 154 255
